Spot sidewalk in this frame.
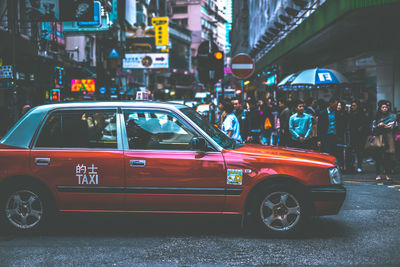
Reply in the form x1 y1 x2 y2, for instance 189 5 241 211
342 159 400 184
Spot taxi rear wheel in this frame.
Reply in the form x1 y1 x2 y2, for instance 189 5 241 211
253 184 308 236
0 183 52 233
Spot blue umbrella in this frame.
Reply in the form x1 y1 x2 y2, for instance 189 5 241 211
290 68 349 86
277 73 298 91
277 73 296 87
278 68 348 90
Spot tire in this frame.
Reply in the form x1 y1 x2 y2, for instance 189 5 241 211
252 184 308 236
0 183 53 233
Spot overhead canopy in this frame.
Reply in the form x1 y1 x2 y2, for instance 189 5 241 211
255 0 400 74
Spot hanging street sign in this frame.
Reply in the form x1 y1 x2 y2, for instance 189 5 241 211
230 54 255 80
152 17 169 48
123 53 169 69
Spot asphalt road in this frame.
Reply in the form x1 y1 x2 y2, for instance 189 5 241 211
1 182 400 266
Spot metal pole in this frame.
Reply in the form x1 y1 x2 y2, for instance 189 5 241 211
7 0 18 124
241 80 244 107
221 79 224 99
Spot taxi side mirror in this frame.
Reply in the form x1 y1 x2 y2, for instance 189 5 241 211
190 137 207 151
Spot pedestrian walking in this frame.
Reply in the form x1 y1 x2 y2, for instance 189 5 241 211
317 97 339 158
289 100 312 149
305 97 319 150
221 100 242 142
20 105 32 118
372 100 396 183
385 100 397 174
336 100 349 170
278 98 291 146
246 99 263 144
349 99 368 173
305 97 318 118
259 99 274 145
231 97 249 141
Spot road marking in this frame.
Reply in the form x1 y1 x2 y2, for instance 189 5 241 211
344 181 400 188
344 181 375 184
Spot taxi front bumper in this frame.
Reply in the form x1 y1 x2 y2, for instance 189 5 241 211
310 185 346 216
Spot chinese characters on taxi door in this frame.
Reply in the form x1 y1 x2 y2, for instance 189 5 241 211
76 164 99 185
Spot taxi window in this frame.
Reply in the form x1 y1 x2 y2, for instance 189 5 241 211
123 110 195 150
35 109 117 149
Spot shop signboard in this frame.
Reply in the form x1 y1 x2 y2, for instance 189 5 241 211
77 1 101 27
50 89 61 102
63 17 110 32
152 17 169 49
0 65 13 79
125 0 136 27
63 0 114 32
123 53 169 69
23 0 94 22
54 66 65 87
59 0 94 22
24 0 60 21
266 74 277 86
71 79 95 94
41 22 65 45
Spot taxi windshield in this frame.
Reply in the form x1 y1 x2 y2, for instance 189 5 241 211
179 107 236 149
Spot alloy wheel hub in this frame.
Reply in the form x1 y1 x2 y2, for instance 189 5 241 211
5 190 43 229
260 191 301 232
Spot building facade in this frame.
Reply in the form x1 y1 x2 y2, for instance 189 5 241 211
170 0 228 74
235 0 400 112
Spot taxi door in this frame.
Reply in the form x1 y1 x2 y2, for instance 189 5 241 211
30 109 124 211
122 109 227 212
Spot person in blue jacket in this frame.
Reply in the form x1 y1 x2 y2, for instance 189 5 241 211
289 100 312 149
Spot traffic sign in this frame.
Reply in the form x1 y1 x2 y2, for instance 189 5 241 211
123 53 169 69
230 54 255 80
109 48 120 58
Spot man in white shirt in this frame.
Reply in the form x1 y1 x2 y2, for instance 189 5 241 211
221 100 242 142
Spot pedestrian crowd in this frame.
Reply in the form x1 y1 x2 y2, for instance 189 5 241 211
217 96 400 183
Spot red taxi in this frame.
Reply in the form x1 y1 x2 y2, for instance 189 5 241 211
0 102 345 235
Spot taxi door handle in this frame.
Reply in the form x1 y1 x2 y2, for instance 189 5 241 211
34 158 50 166
130 160 146 167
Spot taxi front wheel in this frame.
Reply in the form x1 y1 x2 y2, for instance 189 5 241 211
0 184 53 233
253 184 308 236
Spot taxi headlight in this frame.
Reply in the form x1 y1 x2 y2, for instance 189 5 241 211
329 167 342 184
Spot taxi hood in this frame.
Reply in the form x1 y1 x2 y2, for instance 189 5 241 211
227 144 336 167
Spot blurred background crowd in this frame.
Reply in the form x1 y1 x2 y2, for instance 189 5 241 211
211 95 399 181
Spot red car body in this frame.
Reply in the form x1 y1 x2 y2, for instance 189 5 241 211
0 102 345 235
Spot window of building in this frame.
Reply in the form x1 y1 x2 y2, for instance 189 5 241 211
173 5 188 14
180 18 188 27
173 18 188 27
